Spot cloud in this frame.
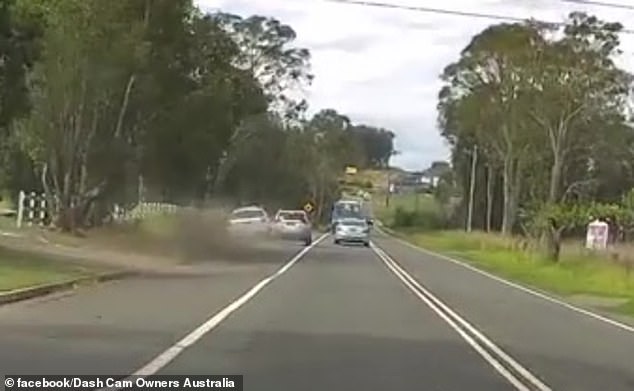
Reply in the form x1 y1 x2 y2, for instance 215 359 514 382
196 0 634 171
310 35 381 53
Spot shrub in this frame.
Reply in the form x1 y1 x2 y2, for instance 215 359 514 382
391 206 448 231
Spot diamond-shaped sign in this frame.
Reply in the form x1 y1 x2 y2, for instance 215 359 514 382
303 202 314 213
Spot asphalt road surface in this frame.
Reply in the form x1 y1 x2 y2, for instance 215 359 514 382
1 230 634 390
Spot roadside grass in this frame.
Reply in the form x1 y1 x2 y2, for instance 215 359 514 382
396 229 634 317
0 216 17 231
372 191 444 226
0 195 14 211
616 299 634 316
80 213 184 256
0 246 108 292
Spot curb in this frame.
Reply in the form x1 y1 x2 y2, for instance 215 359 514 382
0 270 137 306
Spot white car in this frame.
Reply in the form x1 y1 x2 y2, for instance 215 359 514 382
227 206 271 237
271 210 312 246
334 217 370 247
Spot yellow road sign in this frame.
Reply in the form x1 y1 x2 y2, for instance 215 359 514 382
303 202 314 213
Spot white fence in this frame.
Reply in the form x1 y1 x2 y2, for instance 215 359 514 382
15 190 180 228
113 202 180 222
16 191 50 228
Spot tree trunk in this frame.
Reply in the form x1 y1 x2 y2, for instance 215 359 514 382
486 164 494 232
114 75 136 140
315 173 326 223
548 153 563 203
543 223 562 262
501 156 513 235
501 155 523 235
41 163 55 227
511 158 522 226
57 168 74 232
466 145 478 232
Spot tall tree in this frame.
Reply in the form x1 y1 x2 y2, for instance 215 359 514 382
0 0 42 195
437 11 634 258
139 10 267 201
0 0 40 128
525 12 631 204
439 23 544 234
14 0 150 230
213 13 313 120
349 124 395 168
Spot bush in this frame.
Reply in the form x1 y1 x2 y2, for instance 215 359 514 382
391 206 448 230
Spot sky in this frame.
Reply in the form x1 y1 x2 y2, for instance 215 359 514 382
196 0 634 171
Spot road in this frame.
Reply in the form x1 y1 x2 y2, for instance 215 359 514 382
1 230 633 390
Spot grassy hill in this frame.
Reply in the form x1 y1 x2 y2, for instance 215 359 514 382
340 167 405 193
338 167 447 228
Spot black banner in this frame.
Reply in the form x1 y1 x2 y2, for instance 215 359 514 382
3 376 243 391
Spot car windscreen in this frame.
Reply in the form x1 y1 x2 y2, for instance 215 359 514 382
232 210 265 219
339 220 367 227
333 203 362 218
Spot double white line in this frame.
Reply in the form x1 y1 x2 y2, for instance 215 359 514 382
371 243 552 391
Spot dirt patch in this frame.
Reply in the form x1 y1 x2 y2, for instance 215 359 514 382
0 207 290 275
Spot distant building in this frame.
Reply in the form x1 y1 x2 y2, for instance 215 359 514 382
389 161 450 194
421 161 450 188
391 171 432 193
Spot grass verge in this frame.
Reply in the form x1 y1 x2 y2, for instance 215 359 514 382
0 246 110 292
394 229 634 317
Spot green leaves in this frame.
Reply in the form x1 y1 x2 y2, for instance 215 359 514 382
213 12 313 120
0 0 392 228
0 0 41 129
439 11 634 234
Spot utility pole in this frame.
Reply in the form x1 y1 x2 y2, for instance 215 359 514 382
385 150 399 208
385 171 391 207
138 174 145 204
466 144 478 233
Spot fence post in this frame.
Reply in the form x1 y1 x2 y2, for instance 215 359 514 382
27 192 36 226
16 191 25 228
39 193 46 226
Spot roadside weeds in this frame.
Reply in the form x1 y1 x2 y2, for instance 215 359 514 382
378 225 634 319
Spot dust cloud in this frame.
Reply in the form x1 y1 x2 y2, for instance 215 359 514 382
12 205 305 275
170 207 283 263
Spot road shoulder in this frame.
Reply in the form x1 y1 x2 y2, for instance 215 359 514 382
373 229 634 391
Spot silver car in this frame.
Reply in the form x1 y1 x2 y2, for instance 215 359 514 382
227 206 271 237
333 217 370 247
271 210 312 246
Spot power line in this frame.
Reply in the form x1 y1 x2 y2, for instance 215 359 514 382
324 0 528 23
322 0 634 34
561 0 634 11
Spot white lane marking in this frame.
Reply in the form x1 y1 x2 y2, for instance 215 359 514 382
376 227 634 334
121 234 327 381
372 243 552 391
